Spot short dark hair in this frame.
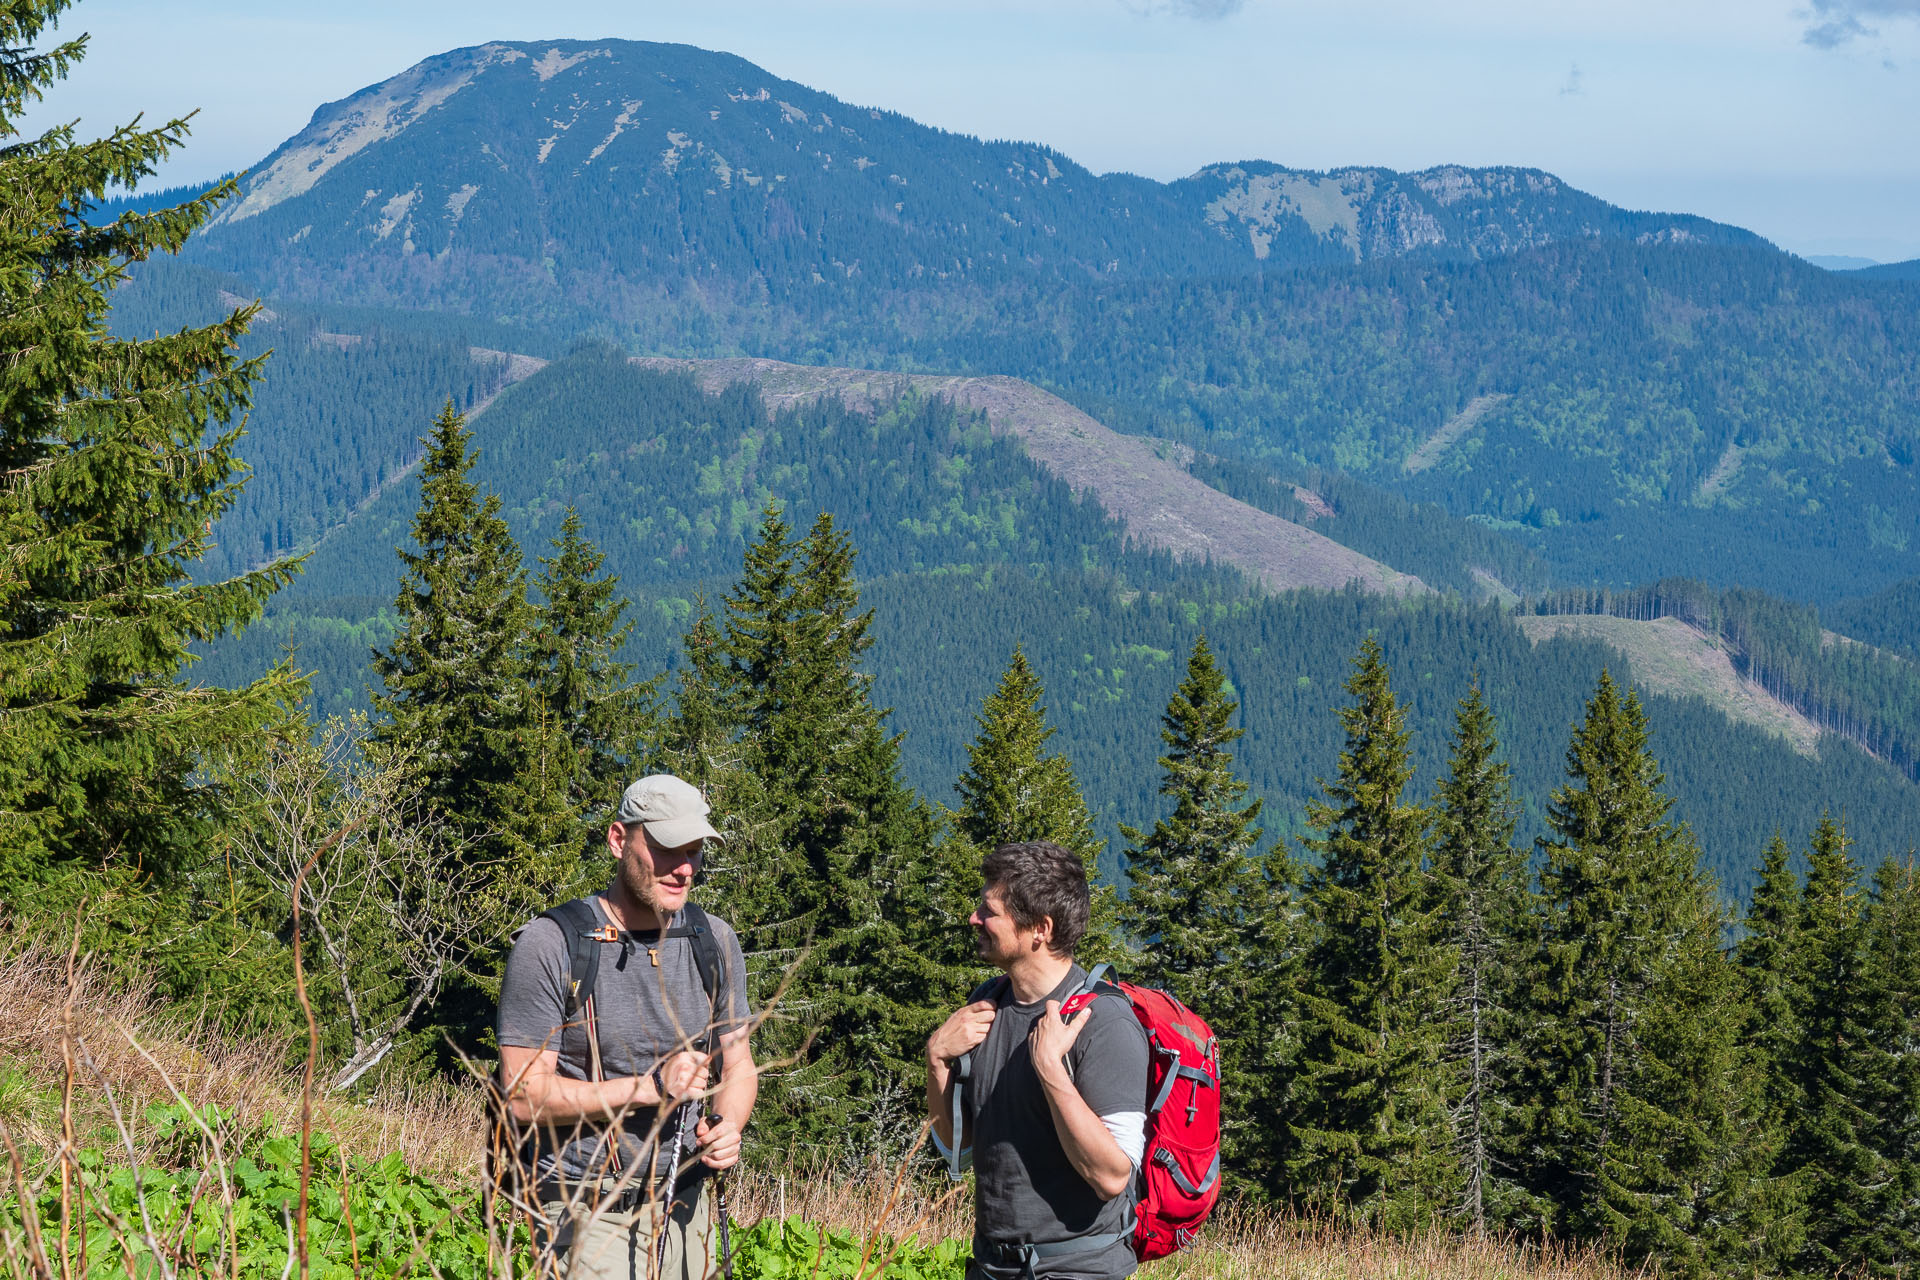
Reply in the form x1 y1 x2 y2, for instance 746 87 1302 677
981 841 1089 958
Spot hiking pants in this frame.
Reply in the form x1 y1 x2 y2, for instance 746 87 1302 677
536 1184 718 1280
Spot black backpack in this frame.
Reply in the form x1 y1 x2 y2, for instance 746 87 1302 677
542 896 729 1070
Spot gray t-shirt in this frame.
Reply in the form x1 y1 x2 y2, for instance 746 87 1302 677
497 896 750 1187
966 966 1150 1280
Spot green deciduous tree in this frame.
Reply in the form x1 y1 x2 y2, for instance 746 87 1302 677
1288 637 1455 1229
0 2 301 890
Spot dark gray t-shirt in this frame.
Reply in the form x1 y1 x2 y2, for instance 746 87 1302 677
967 966 1150 1280
497 896 750 1187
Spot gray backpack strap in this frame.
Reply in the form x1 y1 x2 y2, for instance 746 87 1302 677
949 976 1007 1181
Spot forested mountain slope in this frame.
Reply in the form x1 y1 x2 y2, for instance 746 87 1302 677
182 39 1751 312
187 348 1920 900
630 355 1424 596
159 41 1920 603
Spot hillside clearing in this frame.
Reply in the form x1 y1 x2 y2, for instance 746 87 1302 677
635 356 1427 597
1403 393 1510 474
1694 441 1744 504
1516 613 1824 756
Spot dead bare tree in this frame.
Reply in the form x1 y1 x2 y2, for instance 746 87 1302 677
226 716 514 1092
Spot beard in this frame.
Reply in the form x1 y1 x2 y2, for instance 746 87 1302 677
618 839 666 916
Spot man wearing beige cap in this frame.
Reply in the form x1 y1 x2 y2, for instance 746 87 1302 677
498 775 757 1279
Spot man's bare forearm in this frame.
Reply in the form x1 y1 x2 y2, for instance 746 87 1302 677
505 1066 656 1125
926 1051 956 1147
712 1048 758 1129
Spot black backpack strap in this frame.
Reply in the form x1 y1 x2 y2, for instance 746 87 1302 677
949 975 1008 1180
541 897 616 1020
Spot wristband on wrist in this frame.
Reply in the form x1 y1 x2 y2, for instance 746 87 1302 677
651 1065 668 1102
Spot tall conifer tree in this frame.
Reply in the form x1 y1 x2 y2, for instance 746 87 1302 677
1288 637 1455 1228
371 403 532 850
0 5 301 887
1119 636 1271 1178
1786 816 1893 1277
670 506 946 1157
1730 830 1811 1271
1429 682 1534 1232
954 647 1105 866
528 506 654 815
1525 672 1756 1271
1120 636 1264 1001
1865 856 1920 1272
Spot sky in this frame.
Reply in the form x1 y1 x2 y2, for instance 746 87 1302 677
23 0 1920 262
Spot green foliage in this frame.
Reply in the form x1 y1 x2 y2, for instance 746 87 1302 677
0 0 302 887
1119 635 1282 1193
1428 682 1536 1232
1288 638 1455 1228
952 647 1118 957
1 1106 514 1279
528 506 660 851
727 1217 966 1280
1522 672 1758 1271
667 506 953 1162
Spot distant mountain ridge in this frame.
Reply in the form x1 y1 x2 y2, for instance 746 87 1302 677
185 38 1761 313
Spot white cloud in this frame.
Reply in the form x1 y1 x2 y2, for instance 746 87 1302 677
1803 0 1920 46
1125 0 1244 19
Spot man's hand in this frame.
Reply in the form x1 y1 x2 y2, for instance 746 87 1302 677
927 999 998 1063
694 1112 742 1170
656 1049 711 1103
1028 1000 1091 1088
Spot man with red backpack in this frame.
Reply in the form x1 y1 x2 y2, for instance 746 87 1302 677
927 841 1150 1279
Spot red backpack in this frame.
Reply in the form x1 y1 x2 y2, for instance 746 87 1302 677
950 963 1222 1263
1061 964 1222 1260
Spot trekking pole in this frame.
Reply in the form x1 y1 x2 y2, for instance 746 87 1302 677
656 1099 694 1275
707 1111 734 1277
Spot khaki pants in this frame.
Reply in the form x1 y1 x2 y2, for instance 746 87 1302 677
537 1184 718 1280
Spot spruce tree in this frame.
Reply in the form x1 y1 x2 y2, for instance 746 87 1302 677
953 646 1106 869
1428 681 1534 1233
1729 830 1810 1271
528 506 654 816
1120 636 1264 1000
1525 672 1753 1270
1865 856 1920 1272
0 4 301 888
1118 636 1271 1181
1288 637 1455 1229
950 646 1117 961
1786 816 1892 1278
671 506 946 1158
371 402 556 906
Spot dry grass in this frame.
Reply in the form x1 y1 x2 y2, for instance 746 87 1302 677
0 939 481 1181
0 936 1635 1280
1146 1210 1631 1280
